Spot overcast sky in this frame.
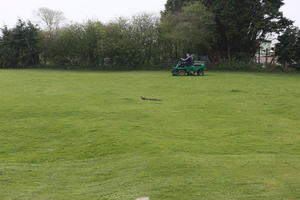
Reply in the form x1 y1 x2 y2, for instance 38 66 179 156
0 0 299 28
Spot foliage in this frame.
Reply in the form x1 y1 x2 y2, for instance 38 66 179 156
0 1 295 70
276 27 300 69
161 2 216 55
38 21 106 67
101 14 161 69
35 14 161 69
0 19 40 68
164 0 292 61
213 59 263 71
164 0 195 12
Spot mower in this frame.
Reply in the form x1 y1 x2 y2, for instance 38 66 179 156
171 61 206 76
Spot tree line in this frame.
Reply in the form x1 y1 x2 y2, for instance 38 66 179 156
0 0 299 70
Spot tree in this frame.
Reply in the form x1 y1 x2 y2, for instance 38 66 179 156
38 20 106 68
164 0 195 13
293 32 300 66
161 2 215 56
98 14 161 69
130 13 160 65
0 19 40 68
276 27 300 70
164 0 292 61
35 7 65 32
35 8 66 64
81 21 106 66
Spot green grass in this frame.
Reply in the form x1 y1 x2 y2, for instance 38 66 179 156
0 70 300 200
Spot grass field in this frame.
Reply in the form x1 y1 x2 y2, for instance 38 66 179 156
0 70 300 200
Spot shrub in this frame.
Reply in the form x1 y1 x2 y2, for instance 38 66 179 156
213 59 263 71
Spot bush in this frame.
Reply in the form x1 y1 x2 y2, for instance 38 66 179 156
212 59 263 71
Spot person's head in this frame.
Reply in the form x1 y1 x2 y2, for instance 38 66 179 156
186 53 190 57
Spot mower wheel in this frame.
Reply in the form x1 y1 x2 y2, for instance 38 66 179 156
172 70 179 76
178 69 186 76
197 70 204 76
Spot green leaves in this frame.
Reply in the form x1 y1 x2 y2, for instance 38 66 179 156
35 14 161 69
161 1 216 55
0 20 40 68
0 1 294 68
276 27 300 68
164 0 292 61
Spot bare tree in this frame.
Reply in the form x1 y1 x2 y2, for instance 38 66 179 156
34 7 65 32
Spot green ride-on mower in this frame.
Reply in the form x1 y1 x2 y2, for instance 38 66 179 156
171 61 206 76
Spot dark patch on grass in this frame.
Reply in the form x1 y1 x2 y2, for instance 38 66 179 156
230 89 243 93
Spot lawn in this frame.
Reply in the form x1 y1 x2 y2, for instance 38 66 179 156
0 70 299 200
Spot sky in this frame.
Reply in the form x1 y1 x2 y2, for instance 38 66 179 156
0 0 299 28
0 0 166 27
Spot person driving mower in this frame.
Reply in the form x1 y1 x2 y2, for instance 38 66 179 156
180 53 193 67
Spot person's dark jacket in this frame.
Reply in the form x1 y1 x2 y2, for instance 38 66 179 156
182 56 193 65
